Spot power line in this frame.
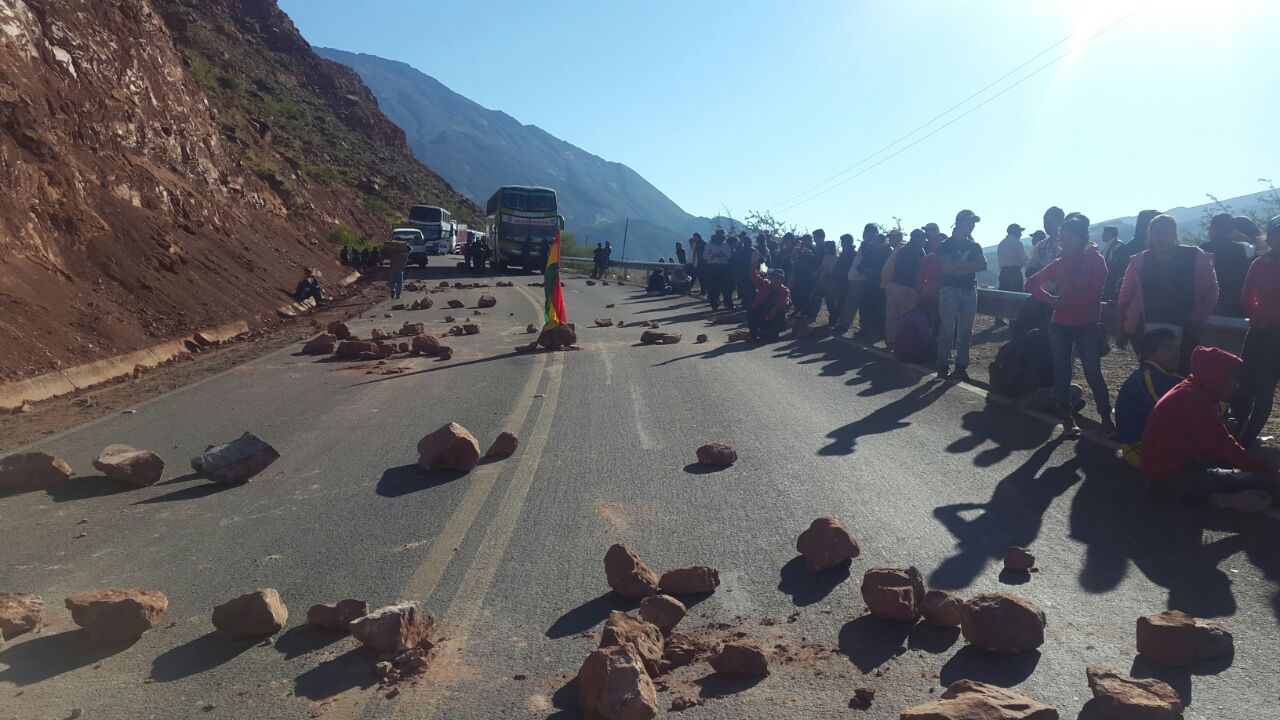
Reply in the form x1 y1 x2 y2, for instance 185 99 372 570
771 7 1138 217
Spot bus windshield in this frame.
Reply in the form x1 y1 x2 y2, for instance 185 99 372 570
409 206 443 223
500 189 556 213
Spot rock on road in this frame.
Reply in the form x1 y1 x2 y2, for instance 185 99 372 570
1 262 1277 720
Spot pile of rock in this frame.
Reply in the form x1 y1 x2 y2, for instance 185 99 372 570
417 423 518 471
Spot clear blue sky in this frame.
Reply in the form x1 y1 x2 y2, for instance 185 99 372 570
281 0 1278 241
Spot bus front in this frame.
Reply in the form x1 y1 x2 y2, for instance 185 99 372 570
492 187 560 271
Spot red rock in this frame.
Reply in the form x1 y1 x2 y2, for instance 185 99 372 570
727 329 750 342
397 342 409 353
349 602 434 654
462 324 480 335
860 567 925 621
411 335 440 355
639 330 681 344
577 646 659 720
658 566 720 595
306 599 369 631
1086 666 1183 719
1004 546 1035 572
372 328 391 340
326 321 351 339
65 588 167 642
1135 610 1233 666
417 422 481 471
400 322 425 336
92 445 165 486
961 592 1046 653
436 346 454 360
594 318 614 327
0 452 73 492
921 590 964 628
796 516 860 572
604 544 660 599
485 431 518 458
709 640 768 676
336 340 378 358
447 299 465 309
0 592 45 637
526 323 539 334
659 333 681 344
190 432 280 484
695 443 736 466
901 679 1058 719
638 594 686 634
585 280 597 286
599 611 664 675
477 294 497 308
391 303 406 311
538 324 577 347
301 333 337 354
695 334 709 343
661 633 705 670
212 589 288 639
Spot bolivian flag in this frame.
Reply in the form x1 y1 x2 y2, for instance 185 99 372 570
543 227 567 330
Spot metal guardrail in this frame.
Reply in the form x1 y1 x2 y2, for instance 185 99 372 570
564 256 1249 351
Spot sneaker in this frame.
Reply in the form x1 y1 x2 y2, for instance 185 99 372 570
1208 490 1273 513
952 367 971 383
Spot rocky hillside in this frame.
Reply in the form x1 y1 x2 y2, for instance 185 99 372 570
0 0 477 380
316 48 710 259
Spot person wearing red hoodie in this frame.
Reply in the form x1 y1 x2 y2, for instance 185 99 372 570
1025 213 1112 438
747 265 792 342
1142 346 1280 511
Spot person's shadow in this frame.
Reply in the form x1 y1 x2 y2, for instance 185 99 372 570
820 381 951 457
945 396 1055 468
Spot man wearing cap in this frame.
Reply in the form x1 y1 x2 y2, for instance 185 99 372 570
997 223 1029 293
1201 212 1251 317
1231 216 1280 447
936 210 987 381
881 228 928 348
747 263 792 342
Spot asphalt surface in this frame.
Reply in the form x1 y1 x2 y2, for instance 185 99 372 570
2 260 1278 720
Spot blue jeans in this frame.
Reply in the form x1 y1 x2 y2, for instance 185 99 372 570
937 286 977 369
1160 467 1280 503
388 271 404 298
1048 323 1111 417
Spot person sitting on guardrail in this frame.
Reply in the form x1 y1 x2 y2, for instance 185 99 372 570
1114 328 1182 468
1231 215 1280 448
1116 214 1219 373
1025 212 1113 438
748 266 791 342
1141 346 1280 511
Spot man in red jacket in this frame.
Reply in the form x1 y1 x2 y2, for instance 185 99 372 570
748 267 792 342
1141 346 1280 511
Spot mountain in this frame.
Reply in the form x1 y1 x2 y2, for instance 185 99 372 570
1092 187 1280 242
0 0 476 379
314 48 708 260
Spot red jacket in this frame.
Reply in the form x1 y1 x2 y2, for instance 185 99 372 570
750 272 791 315
917 253 942 296
1242 253 1280 329
1141 346 1276 484
1024 243 1107 326
1116 247 1218 335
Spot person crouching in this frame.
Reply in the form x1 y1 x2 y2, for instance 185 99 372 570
748 267 791 342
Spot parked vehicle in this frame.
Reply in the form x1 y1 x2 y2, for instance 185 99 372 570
405 205 456 256
388 227 428 267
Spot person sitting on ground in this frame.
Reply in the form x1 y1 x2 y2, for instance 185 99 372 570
670 263 692 295
748 266 791 342
645 266 669 296
294 268 325 304
1141 346 1280 511
1114 328 1182 468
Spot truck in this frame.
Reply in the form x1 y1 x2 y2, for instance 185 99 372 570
404 205 456 261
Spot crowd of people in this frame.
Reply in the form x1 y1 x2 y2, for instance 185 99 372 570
656 207 1280 512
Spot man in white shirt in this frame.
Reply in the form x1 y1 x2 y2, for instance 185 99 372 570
997 223 1029 293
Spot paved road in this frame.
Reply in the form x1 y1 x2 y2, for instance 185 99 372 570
2 263 1278 720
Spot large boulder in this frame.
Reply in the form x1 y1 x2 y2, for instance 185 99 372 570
961 592 1046 653
538 324 577 348
326 321 351 339
658 566 720 595
796 516 860 572
212 589 288 640
301 333 337 354
901 679 1058 719
599 611 664 676
476 294 497 308
695 443 737 466
416 422 481 471
65 588 167 643
0 592 45 637
92 445 165 486
1135 610 1233 666
638 594 686 634
485 431 518 458
336 340 378 359
0 452 72 492
1085 666 1183 719
604 544 659 599
306 599 369 631
577 646 659 720
860 567 925 621
349 602 435 654
190 432 280 484
411 334 441 356
709 640 769 676
921 590 964 628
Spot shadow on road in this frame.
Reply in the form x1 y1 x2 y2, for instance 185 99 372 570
376 464 467 498
946 396 1056 468
836 615 914 673
345 351 529 387
44 475 136 502
150 631 253 682
293 647 376 700
777 556 849 607
682 463 731 475
545 674 580 719
820 381 951 456
939 646 1040 686
546 592 638 639
0 630 136 686
274 625 346 660
695 672 765 698
134 481 236 504
906 623 960 654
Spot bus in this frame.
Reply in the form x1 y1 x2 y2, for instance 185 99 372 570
404 205 457 261
484 186 563 271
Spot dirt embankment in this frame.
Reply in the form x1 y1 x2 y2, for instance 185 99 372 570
0 0 478 381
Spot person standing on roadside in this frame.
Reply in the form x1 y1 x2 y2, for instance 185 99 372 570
1231 216 1280 447
1025 206 1065 277
591 243 605 278
881 228 928 348
830 233 857 329
1201 212 1251 317
1100 225 1129 303
1025 213 1113 438
997 223 1029 293
689 233 706 294
602 242 613 277
732 234 758 309
701 230 734 311
755 234 772 268
1117 214 1219 373
936 210 986 381
835 223 880 334
385 237 410 299
1128 209 1161 256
